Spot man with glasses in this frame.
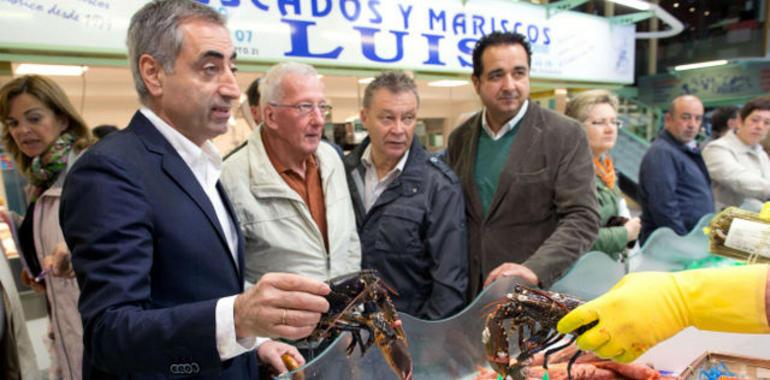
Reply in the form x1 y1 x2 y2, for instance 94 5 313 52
639 94 714 243
222 62 361 285
703 96 770 209
343 72 468 319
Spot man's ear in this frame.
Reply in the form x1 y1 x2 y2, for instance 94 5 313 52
471 75 481 96
262 105 278 131
359 108 369 130
139 54 165 97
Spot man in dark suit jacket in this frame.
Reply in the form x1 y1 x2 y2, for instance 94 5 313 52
638 95 714 243
446 32 599 297
60 1 330 378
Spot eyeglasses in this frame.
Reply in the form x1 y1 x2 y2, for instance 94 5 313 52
587 120 623 129
269 102 332 116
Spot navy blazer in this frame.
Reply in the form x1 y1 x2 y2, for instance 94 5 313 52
639 129 715 243
60 112 258 379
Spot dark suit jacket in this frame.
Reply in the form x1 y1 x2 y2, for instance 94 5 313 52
639 129 714 243
60 112 258 379
446 101 599 296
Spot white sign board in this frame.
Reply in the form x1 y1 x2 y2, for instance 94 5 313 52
0 0 635 83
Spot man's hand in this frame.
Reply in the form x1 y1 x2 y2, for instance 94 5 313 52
257 340 304 375
20 268 46 294
484 263 538 288
234 273 330 340
42 242 75 278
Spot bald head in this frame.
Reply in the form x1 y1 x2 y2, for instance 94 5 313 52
665 95 704 144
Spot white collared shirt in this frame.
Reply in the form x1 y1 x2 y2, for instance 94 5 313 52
140 107 264 359
361 143 409 212
481 100 529 141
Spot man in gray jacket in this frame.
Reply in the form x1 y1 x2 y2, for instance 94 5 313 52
446 32 599 297
222 62 361 284
344 72 468 319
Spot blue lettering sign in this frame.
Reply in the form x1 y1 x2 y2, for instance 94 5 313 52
429 8 446 32
311 0 331 17
283 19 343 59
354 26 407 63
453 13 467 35
457 37 476 68
543 27 551 45
367 0 382 24
472 15 484 35
527 24 538 43
421 33 445 66
398 4 413 29
500 19 510 32
250 0 269 11
278 0 300 16
340 0 361 22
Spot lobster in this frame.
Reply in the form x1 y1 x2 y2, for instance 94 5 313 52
283 270 413 380
482 284 597 380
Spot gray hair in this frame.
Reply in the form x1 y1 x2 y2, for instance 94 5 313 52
362 71 420 109
127 0 226 102
259 62 319 109
565 89 619 123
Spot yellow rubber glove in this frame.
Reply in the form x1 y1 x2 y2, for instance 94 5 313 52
557 265 770 363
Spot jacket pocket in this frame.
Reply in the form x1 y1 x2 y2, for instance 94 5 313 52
374 206 425 255
498 168 553 223
510 167 548 183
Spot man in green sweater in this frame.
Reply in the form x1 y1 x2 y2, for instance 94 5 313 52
446 32 599 297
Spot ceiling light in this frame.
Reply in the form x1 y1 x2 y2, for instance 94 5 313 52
608 0 651 11
673 60 728 71
15 64 89 76
428 80 469 87
704 10 710 16
358 77 374 84
689 7 695 12
673 2 679 8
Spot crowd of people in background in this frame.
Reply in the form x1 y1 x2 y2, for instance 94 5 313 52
1 0 770 379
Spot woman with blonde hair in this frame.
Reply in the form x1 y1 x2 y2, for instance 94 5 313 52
0 74 93 380
565 90 640 259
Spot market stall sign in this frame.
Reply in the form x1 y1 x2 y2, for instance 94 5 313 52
0 0 635 83
638 61 770 107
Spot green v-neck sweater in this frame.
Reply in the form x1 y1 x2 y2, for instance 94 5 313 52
474 126 519 216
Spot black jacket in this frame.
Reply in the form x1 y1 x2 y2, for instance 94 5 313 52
344 137 468 320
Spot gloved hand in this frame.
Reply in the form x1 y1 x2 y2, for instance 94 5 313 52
557 265 770 363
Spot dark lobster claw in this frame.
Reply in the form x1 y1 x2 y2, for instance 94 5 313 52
383 335 413 380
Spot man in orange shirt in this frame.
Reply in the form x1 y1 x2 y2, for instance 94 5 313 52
221 62 361 285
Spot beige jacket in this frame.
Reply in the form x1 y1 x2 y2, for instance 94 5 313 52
33 150 83 380
703 130 770 209
221 127 361 283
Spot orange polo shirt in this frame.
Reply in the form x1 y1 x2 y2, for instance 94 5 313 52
261 128 329 251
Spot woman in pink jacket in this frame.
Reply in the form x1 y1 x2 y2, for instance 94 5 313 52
0 75 93 380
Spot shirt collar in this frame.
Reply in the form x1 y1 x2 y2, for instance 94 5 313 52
140 107 222 184
361 142 410 178
481 100 529 140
